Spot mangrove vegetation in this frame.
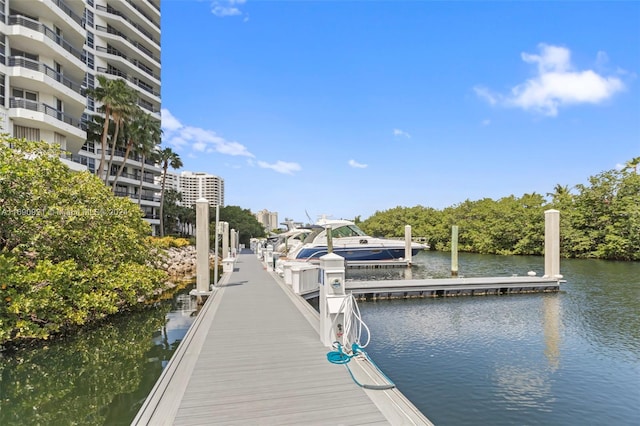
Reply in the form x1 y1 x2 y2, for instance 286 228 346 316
359 160 640 261
0 139 167 347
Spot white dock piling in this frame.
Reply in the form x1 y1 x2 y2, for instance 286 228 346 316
222 221 230 260
451 225 459 277
195 198 210 294
404 225 412 264
230 229 237 257
544 209 561 278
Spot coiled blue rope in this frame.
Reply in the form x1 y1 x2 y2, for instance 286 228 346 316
326 342 395 390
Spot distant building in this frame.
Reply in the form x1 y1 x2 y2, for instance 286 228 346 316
254 209 278 232
163 171 225 208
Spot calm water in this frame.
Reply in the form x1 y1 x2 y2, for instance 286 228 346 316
349 252 640 425
0 285 199 425
1 254 638 425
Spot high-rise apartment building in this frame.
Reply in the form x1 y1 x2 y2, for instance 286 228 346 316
163 171 225 208
0 0 163 234
254 209 278 232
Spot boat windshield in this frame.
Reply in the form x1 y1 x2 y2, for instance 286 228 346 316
331 225 367 238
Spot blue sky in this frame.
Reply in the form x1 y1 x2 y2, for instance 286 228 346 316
160 0 640 224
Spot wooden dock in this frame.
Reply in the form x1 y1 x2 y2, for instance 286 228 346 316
133 249 432 425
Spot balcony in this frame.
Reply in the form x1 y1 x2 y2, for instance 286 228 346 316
107 170 157 184
122 0 160 29
95 24 160 64
114 189 161 203
51 0 84 27
96 66 160 98
95 4 159 47
96 45 160 81
8 56 84 96
10 98 85 129
8 15 84 62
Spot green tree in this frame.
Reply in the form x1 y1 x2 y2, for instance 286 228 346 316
623 157 640 174
157 147 183 237
135 133 161 205
112 111 161 191
0 138 166 345
215 205 266 246
161 189 183 236
86 76 136 182
104 87 138 187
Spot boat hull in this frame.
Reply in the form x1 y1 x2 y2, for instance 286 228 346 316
295 246 422 261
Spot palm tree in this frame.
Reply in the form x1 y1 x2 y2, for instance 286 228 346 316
112 110 158 191
157 147 183 237
623 157 640 174
86 75 136 183
135 140 159 205
104 85 137 186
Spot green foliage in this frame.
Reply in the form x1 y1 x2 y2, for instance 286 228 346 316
149 236 191 249
360 162 639 260
161 189 195 237
0 138 167 346
215 205 266 246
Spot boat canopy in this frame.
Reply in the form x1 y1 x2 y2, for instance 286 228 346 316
301 223 368 244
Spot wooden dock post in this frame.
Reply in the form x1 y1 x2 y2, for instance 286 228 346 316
195 198 210 294
451 225 459 277
544 209 562 278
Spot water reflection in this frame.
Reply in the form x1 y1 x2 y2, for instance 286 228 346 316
358 252 640 425
543 296 561 371
0 285 197 426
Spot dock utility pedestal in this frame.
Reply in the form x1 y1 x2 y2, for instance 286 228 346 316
319 253 349 347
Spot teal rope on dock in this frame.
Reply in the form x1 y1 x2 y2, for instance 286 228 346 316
327 342 396 390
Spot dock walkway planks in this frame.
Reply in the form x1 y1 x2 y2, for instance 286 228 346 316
134 250 430 425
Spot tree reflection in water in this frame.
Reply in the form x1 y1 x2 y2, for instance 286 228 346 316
0 285 197 426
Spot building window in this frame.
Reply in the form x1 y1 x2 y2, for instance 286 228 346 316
84 51 94 70
86 31 94 49
12 88 37 101
71 154 95 173
0 73 4 107
85 72 95 89
81 141 95 153
54 132 66 150
84 9 93 28
10 48 38 61
14 124 40 141
0 33 5 65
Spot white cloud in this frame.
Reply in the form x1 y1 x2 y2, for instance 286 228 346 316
475 44 625 116
348 159 368 169
161 108 254 157
211 0 246 17
161 109 182 132
393 128 411 138
481 119 491 126
257 160 301 175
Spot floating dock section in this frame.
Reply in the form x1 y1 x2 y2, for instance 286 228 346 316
345 275 561 300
